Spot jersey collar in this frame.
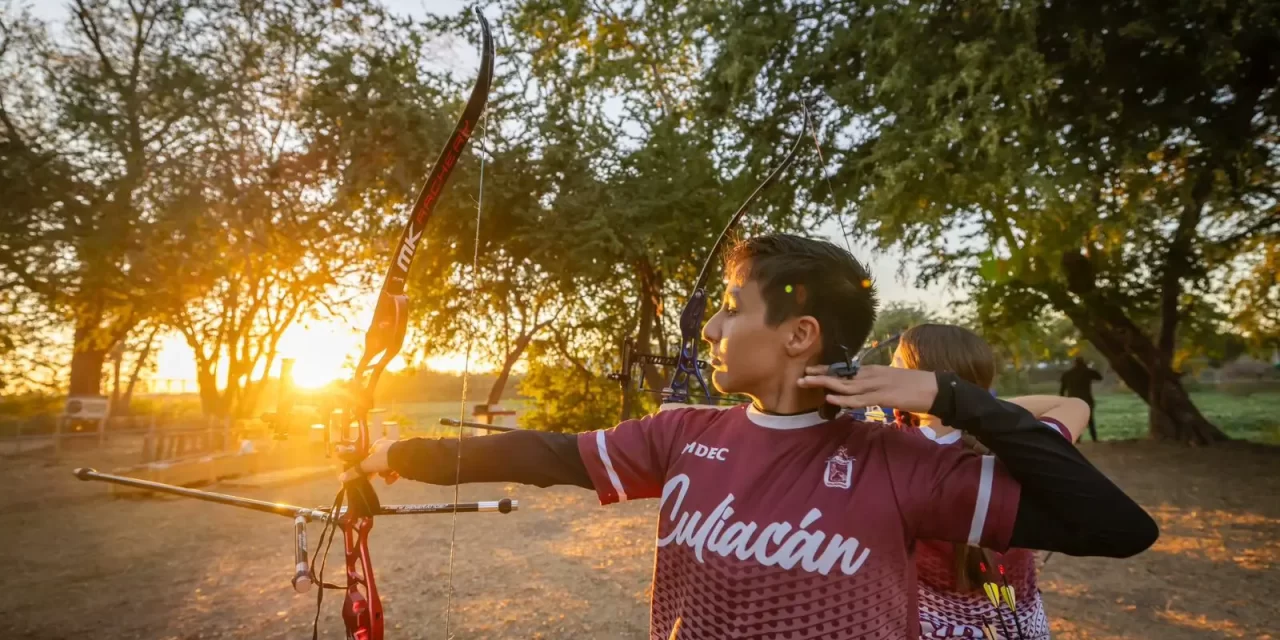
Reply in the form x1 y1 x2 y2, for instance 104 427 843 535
745 405 828 430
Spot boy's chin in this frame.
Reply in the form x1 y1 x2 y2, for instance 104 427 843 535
710 370 738 395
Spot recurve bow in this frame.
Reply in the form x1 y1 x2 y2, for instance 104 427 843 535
610 114 808 410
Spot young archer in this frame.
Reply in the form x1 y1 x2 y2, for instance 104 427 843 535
343 234 1158 639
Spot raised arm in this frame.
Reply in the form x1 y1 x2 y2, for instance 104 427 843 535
799 366 1158 558
1005 394 1091 441
929 374 1156 557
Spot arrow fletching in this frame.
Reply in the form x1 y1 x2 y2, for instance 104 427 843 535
983 582 1002 607
1001 584 1017 610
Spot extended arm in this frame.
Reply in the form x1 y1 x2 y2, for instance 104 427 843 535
386 430 593 488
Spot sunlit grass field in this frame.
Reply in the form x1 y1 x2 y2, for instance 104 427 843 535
1093 390 1280 443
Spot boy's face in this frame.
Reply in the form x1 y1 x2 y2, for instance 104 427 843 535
701 271 795 397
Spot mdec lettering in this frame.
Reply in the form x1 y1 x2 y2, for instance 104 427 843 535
682 442 728 461
655 474 872 577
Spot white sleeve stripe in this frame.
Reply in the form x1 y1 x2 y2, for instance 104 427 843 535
1042 420 1070 439
595 431 628 501
967 455 996 545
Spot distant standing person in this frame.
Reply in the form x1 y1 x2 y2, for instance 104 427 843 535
1060 357 1104 441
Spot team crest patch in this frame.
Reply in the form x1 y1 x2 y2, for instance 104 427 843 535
824 447 854 489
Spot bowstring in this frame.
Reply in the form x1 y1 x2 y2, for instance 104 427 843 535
444 104 489 640
801 101 855 256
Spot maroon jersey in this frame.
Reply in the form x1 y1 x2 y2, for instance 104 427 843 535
576 405 1021 639
913 419 1071 639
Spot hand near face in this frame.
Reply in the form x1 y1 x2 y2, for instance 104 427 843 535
798 365 940 413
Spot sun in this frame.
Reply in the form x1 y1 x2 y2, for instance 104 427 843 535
149 318 459 394
277 324 360 389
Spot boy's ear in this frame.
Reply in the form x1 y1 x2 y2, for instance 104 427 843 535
784 315 823 359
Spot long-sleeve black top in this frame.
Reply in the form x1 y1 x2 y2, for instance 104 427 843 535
387 372 1158 557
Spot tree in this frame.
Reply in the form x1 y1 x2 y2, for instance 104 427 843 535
712 0 1279 443
108 323 159 416
0 0 235 396
498 0 821 422
1226 236 1280 355
1 0 226 397
156 0 392 418
519 310 624 433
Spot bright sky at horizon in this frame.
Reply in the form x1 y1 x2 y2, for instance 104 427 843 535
33 0 957 390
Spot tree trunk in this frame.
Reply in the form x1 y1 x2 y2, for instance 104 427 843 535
196 367 220 416
110 351 123 414
619 336 636 421
1149 168 1213 441
68 345 108 396
486 332 537 406
120 327 160 414
1085 313 1224 444
68 304 136 397
1049 252 1228 444
634 258 667 393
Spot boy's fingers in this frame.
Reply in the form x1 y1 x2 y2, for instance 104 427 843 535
803 365 830 376
339 457 374 484
826 393 869 409
799 375 856 393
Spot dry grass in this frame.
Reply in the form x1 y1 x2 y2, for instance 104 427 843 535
1 438 1277 639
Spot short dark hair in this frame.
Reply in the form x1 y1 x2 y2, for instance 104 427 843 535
723 233 878 362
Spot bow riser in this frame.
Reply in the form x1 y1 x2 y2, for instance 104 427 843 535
343 517 383 640
609 342 739 406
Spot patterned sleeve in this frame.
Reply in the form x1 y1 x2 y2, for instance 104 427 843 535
880 429 1022 551
576 408 690 505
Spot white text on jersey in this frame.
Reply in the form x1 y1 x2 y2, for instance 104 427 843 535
656 474 872 576
681 442 728 461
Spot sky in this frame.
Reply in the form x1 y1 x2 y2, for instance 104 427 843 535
30 0 955 388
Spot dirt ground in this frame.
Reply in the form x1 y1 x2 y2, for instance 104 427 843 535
1 438 1276 639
